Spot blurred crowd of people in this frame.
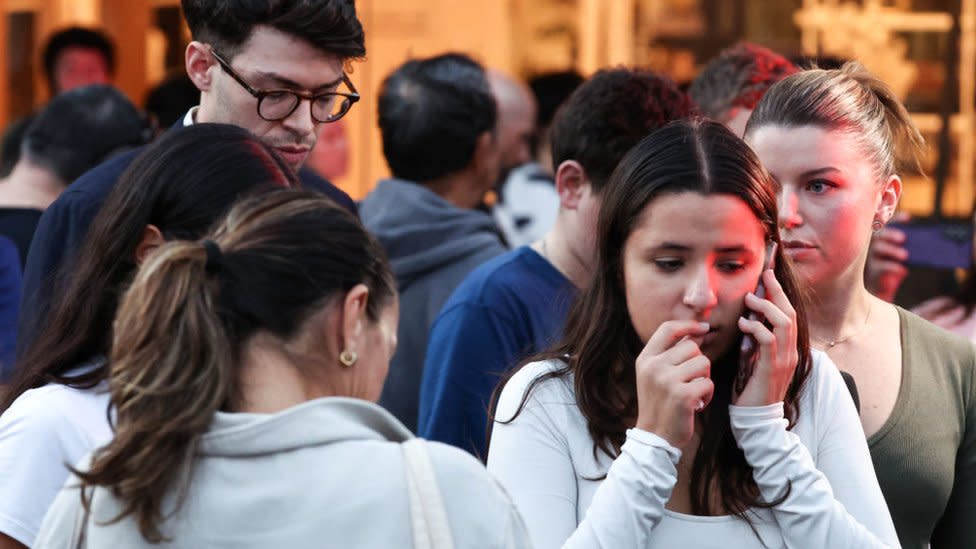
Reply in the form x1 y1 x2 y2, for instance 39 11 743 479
0 2 971 549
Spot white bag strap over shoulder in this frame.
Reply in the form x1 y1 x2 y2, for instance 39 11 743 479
402 438 455 549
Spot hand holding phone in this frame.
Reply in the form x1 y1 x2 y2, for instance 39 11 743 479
734 242 776 396
734 244 801 407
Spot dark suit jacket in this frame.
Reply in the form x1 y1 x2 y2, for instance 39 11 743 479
16 121 355 355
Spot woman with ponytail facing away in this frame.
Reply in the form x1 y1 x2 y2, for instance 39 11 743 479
35 190 529 549
0 123 296 549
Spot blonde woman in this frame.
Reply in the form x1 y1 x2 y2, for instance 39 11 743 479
745 63 976 548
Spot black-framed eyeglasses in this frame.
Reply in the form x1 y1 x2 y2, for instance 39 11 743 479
210 49 360 124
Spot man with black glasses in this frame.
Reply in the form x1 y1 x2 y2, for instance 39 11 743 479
16 0 365 354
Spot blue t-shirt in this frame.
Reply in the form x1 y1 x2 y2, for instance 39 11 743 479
418 246 575 458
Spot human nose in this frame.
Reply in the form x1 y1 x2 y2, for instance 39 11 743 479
778 186 803 229
682 265 718 313
281 97 317 136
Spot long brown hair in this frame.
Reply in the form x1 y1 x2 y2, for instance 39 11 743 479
2 123 296 414
495 119 812 520
75 190 395 542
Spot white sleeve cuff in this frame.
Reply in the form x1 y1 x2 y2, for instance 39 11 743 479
624 428 682 463
729 402 785 424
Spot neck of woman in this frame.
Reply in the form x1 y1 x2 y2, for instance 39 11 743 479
233 335 342 414
807 271 878 349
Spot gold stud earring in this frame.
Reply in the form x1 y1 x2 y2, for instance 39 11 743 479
339 349 358 367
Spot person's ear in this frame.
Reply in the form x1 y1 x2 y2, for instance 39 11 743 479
185 41 215 93
471 131 499 172
339 284 371 360
554 160 589 210
134 224 165 265
877 174 903 223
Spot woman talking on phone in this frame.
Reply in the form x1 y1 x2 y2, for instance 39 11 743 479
487 119 898 548
745 63 976 548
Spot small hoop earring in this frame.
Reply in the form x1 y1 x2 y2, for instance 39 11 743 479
339 349 358 368
872 219 885 234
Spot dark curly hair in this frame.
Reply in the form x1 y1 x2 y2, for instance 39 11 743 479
550 68 696 193
689 42 798 122
180 0 365 61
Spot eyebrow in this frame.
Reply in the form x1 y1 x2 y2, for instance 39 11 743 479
768 166 839 188
651 243 753 254
252 71 344 91
799 167 840 178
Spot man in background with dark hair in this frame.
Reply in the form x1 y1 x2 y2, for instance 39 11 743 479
0 85 149 267
688 42 797 137
418 69 695 458
18 0 365 356
360 53 507 432
42 27 115 96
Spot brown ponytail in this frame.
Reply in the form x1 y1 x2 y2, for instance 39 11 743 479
840 62 926 177
78 240 234 542
76 190 396 542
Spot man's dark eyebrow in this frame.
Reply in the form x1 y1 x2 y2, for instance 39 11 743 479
253 71 344 91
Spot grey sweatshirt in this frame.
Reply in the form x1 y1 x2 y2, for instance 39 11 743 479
36 397 530 548
360 178 506 431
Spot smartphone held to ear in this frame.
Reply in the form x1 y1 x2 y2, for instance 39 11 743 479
734 242 777 395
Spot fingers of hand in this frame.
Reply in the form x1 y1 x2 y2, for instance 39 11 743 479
744 291 790 332
738 316 776 346
640 320 709 359
659 338 704 366
871 239 909 261
875 260 909 278
675 354 710 382
748 270 796 327
683 375 714 411
879 226 906 243
641 344 707 392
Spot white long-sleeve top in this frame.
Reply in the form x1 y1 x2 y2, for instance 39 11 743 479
487 350 900 549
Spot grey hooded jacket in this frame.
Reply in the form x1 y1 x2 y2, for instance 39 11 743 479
360 178 506 431
35 398 530 548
